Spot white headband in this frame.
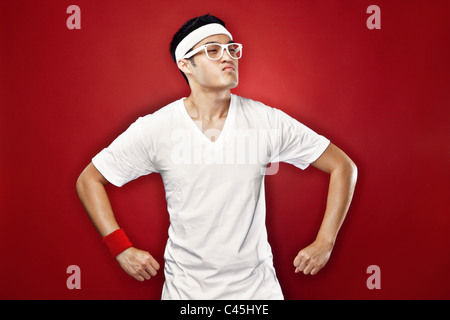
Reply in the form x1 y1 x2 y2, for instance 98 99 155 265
175 23 233 62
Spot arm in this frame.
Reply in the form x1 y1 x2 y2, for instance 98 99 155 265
293 143 357 275
76 162 160 281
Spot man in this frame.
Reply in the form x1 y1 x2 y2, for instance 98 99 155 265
76 14 357 299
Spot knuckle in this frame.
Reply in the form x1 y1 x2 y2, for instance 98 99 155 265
138 265 147 273
131 269 140 276
132 272 141 280
134 265 144 274
300 252 310 259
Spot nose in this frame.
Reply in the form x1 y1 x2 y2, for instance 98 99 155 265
220 47 233 62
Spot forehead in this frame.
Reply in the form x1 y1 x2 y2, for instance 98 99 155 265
195 34 232 48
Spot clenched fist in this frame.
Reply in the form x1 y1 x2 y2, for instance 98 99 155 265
116 247 160 281
293 239 333 275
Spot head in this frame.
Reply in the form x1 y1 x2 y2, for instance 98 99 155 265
170 14 241 90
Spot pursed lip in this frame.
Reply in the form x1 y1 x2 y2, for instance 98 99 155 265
222 64 235 72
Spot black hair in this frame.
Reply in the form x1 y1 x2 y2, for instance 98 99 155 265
170 14 226 85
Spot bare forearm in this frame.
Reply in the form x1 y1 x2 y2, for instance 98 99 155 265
294 144 357 275
76 162 119 237
316 159 358 246
76 162 160 281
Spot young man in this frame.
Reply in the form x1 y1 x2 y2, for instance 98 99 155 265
76 14 357 299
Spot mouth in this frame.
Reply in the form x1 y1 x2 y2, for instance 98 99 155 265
222 64 235 72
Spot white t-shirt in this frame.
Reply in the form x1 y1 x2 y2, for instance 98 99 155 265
92 94 330 299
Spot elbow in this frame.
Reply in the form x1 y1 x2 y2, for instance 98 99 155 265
346 158 358 186
76 163 94 197
76 162 109 197
76 170 88 198
332 156 357 186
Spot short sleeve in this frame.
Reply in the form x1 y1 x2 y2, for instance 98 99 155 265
92 117 158 187
269 108 330 170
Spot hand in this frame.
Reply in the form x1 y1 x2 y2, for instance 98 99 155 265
115 247 160 281
293 239 333 275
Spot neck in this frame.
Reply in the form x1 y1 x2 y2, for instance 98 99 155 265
185 88 231 121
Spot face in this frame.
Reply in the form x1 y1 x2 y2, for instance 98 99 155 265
179 34 239 90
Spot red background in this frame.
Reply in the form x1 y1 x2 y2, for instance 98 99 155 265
1 0 449 299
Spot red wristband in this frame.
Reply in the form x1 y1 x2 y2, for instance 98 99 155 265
102 228 133 258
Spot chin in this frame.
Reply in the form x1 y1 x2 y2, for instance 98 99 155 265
203 75 239 90
209 80 238 91
225 75 239 89
229 79 239 89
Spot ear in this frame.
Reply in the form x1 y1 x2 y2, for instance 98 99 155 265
177 59 193 75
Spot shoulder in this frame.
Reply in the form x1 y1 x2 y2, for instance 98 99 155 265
234 94 270 110
121 99 183 143
232 94 283 124
131 98 184 136
138 99 181 123
233 94 283 114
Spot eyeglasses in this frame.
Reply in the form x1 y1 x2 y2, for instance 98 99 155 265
183 43 243 60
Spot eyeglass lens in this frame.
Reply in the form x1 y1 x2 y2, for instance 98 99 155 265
206 43 242 60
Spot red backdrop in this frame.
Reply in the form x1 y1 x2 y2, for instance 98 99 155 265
1 0 449 299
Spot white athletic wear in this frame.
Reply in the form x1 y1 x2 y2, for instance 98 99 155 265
92 94 330 299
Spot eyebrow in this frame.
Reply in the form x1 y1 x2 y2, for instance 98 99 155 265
203 40 235 45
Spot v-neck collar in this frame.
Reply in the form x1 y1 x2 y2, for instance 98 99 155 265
178 94 236 145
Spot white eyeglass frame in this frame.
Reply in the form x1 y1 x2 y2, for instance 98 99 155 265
182 42 243 60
